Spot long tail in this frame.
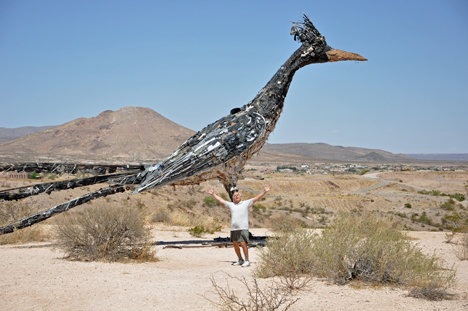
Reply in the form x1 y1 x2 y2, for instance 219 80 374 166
0 185 126 235
0 172 136 201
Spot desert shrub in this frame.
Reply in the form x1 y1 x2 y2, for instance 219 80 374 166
450 193 465 202
268 214 302 233
187 185 201 196
252 204 266 213
418 190 465 202
54 202 157 262
207 274 298 311
404 203 412 208
440 198 456 211
311 213 455 288
417 212 434 226
0 201 50 245
188 225 221 237
164 209 224 232
442 211 468 231
203 196 218 207
453 230 468 261
151 207 171 223
256 225 315 290
181 198 197 209
48 173 57 180
256 213 456 298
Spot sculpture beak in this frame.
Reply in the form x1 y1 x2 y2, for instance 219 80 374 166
325 49 367 62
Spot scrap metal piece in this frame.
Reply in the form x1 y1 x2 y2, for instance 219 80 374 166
0 186 125 235
0 172 136 201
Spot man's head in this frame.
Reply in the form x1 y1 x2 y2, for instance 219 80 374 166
232 191 242 204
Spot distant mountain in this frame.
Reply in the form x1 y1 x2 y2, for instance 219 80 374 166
261 143 414 162
0 126 56 143
405 154 468 161
0 107 195 161
1 107 446 164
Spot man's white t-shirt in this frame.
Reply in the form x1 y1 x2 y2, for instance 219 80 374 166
225 199 253 231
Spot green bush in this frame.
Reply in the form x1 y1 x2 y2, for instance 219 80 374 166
440 199 456 211
418 190 465 202
54 202 157 262
252 204 266 213
203 196 218 207
450 193 466 202
256 213 455 298
188 225 221 237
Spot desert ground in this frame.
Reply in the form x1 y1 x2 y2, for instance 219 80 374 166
1 168 468 310
1 227 468 310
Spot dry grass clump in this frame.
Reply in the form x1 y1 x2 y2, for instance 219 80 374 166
151 206 223 233
256 213 456 300
453 230 468 261
0 201 50 245
256 219 315 290
268 214 304 233
207 273 298 311
54 202 157 262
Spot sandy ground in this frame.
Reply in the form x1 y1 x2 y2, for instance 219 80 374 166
1 227 468 311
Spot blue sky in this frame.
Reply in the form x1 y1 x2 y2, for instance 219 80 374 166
1 0 467 154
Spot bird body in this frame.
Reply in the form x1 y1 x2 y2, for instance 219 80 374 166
133 15 366 199
0 15 367 235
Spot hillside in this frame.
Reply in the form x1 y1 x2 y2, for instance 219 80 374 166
261 142 414 163
0 126 56 143
0 107 416 163
0 107 195 161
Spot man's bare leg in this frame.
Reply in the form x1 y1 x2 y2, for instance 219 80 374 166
232 241 243 261
240 241 249 261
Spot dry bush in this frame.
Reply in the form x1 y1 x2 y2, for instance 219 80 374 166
207 274 298 311
256 223 315 290
151 207 223 233
54 202 157 262
256 212 456 300
151 206 171 223
453 231 468 261
0 201 50 245
311 213 455 290
268 214 303 233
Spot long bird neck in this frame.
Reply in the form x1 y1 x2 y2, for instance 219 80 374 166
244 43 319 128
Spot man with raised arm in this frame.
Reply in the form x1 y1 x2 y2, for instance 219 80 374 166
206 185 272 267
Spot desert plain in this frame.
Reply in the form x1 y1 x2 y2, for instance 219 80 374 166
1 165 468 310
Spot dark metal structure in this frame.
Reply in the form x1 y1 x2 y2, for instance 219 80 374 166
0 15 366 235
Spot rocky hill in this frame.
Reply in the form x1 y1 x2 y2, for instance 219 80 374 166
0 107 416 163
0 107 195 161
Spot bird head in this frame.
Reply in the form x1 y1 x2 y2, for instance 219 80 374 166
290 14 367 64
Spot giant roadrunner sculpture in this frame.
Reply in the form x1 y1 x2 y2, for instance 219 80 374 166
0 15 366 235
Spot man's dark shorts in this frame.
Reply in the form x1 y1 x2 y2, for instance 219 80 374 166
230 230 250 243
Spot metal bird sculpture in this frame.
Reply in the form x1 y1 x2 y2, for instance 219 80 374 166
0 15 366 235
130 14 366 198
